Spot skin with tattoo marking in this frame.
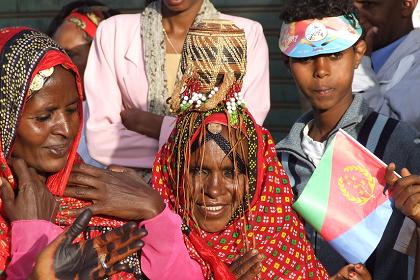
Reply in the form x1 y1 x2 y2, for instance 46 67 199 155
30 209 147 279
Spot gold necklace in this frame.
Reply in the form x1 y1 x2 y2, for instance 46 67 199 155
163 29 181 54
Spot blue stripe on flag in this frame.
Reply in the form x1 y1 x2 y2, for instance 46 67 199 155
329 199 393 263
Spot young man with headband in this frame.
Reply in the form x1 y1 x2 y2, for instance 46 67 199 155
276 1 420 279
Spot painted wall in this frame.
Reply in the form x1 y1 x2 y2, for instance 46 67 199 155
0 0 302 142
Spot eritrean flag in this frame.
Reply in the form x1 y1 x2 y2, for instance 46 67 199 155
293 129 393 263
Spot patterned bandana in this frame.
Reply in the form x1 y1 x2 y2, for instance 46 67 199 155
65 8 105 38
151 19 328 280
0 27 140 279
279 15 363 58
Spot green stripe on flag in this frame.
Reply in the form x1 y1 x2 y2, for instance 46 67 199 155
293 137 335 232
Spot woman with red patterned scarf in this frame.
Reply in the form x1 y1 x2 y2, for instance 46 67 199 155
64 20 371 279
0 27 149 279
148 20 327 280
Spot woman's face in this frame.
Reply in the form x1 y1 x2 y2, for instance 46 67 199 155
53 21 91 79
189 125 248 233
12 66 80 174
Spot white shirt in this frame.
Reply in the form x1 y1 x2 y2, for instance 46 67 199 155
301 121 326 166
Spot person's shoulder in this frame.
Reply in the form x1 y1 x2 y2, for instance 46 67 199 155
276 111 313 150
392 118 418 138
220 13 263 33
95 13 141 43
371 113 419 149
98 13 141 32
359 108 417 137
408 28 420 40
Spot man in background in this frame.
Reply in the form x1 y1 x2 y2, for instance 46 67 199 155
352 0 420 133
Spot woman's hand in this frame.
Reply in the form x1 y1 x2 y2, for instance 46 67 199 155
229 249 264 280
120 108 163 139
0 158 58 222
63 163 164 221
30 209 147 280
330 264 371 280
385 163 420 226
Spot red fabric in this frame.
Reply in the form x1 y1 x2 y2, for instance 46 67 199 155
0 28 84 274
152 111 329 279
66 11 98 38
0 27 135 279
321 130 389 240
0 27 26 49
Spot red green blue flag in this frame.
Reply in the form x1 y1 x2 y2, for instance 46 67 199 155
293 129 393 263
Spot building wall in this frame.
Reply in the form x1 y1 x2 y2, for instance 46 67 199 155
0 0 302 142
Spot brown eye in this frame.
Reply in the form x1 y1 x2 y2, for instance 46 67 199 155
35 113 51 122
223 168 235 179
190 167 208 176
291 56 314 64
329 52 343 60
66 104 78 114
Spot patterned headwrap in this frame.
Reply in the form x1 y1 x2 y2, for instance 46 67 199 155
0 27 140 279
279 14 363 58
152 20 328 279
0 27 83 196
65 6 108 38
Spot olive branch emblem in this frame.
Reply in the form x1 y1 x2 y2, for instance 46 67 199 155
337 165 376 205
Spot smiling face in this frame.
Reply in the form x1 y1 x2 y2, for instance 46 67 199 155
12 66 80 174
188 125 248 233
353 0 416 50
289 40 366 115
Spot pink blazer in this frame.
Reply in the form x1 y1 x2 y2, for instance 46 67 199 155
84 13 270 168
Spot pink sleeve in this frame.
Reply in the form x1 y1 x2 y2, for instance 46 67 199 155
158 116 176 148
6 220 63 279
84 17 159 168
241 20 271 125
140 205 204 280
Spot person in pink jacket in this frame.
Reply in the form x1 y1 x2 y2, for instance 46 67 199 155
84 0 270 170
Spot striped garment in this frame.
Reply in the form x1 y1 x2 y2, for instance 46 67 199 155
276 93 420 280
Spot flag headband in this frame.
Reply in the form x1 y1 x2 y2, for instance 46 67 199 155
279 15 363 58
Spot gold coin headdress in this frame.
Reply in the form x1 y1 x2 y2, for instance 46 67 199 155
169 19 247 125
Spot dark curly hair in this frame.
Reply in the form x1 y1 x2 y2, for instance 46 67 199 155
280 0 360 29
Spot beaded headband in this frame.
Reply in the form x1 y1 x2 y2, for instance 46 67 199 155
279 15 363 58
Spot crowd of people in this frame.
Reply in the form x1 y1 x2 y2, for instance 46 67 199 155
0 0 419 279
